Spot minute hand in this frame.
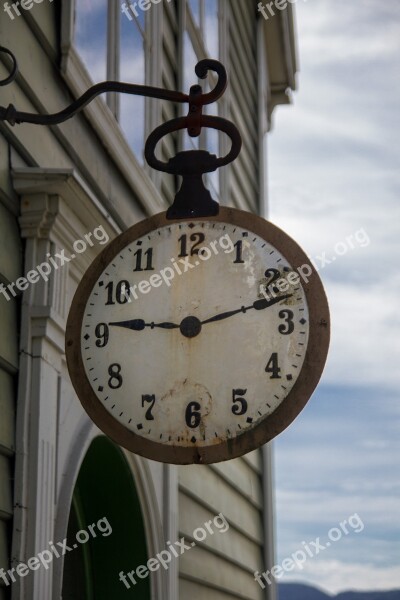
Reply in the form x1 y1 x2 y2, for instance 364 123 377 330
201 294 292 325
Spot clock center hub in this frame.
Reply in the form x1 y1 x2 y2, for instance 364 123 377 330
180 316 202 338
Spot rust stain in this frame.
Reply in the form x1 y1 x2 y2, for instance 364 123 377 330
258 268 302 306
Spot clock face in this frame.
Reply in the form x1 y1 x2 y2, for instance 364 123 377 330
66 208 329 464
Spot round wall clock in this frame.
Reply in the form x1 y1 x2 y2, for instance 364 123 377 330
66 207 330 464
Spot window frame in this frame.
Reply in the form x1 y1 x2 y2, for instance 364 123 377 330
180 0 225 200
60 2 165 214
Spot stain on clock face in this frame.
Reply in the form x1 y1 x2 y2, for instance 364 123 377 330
80 220 310 447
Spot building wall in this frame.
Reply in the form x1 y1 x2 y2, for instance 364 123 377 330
176 3 265 598
0 168 21 600
179 450 265 599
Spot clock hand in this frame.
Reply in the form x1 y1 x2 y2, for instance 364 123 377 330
201 294 293 325
108 294 292 339
109 319 180 330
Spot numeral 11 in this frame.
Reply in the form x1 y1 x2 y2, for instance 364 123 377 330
133 248 154 272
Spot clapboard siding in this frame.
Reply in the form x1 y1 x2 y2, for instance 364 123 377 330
160 0 180 205
180 543 261 600
0 11 156 227
179 454 265 598
0 370 15 457
179 464 263 544
0 184 21 599
242 449 263 475
227 0 260 212
209 460 263 510
179 492 263 572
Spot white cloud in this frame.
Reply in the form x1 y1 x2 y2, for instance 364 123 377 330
269 0 400 593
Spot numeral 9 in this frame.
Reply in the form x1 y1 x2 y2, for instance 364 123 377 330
95 323 109 347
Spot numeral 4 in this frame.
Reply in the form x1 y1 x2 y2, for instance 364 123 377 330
265 353 281 379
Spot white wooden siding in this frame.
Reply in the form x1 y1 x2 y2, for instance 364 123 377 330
0 193 21 599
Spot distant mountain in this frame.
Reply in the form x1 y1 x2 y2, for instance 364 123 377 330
279 582 330 600
279 583 400 600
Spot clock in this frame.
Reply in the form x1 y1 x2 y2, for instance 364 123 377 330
66 207 329 464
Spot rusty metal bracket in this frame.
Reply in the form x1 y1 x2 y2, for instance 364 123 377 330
0 46 18 87
0 49 241 218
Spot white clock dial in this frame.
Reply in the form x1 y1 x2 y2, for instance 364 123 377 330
66 208 329 464
80 220 309 447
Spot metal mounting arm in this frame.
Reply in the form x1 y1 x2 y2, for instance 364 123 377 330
0 50 226 126
0 47 242 218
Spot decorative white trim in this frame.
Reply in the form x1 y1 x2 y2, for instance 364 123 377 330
123 452 168 599
262 443 277 600
10 168 167 599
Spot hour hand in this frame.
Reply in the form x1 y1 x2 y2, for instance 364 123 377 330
109 319 179 331
252 294 292 310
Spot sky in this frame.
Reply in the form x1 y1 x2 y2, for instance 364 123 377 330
268 0 400 594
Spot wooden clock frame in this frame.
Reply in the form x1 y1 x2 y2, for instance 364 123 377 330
66 207 330 465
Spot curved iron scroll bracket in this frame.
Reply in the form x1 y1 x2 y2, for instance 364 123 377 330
0 52 241 218
0 46 18 87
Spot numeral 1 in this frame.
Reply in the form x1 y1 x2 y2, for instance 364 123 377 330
233 240 245 264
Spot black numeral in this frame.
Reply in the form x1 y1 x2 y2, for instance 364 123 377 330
142 394 156 420
232 389 248 415
279 309 294 335
178 233 206 258
133 248 154 272
233 241 245 264
264 268 280 289
108 363 123 389
185 401 201 428
105 280 131 305
95 323 109 348
265 353 281 379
